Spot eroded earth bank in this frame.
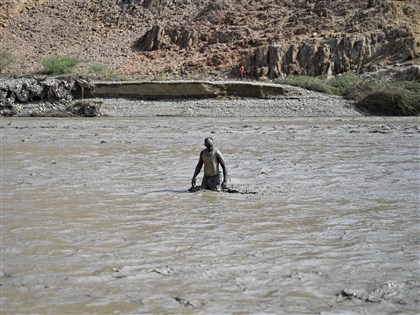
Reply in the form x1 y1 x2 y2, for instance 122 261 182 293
1 77 363 117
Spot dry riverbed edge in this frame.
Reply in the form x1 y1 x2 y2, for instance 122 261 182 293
89 83 365 117
0 77 365 117
5 94 364 118
97 92 363 117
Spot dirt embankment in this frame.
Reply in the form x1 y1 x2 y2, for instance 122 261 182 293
0 77 362 117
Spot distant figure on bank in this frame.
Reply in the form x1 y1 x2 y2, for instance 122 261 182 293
239 65 245 78
191 137 228 191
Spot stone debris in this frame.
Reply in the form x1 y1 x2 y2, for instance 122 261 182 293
174 296 194 307
338 281 418 305
152 266 175 276
0 77 98 117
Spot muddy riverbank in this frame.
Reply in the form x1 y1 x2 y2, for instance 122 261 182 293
1 77 364 117
2 116 419 314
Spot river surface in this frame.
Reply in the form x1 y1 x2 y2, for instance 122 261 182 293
1 117 419 314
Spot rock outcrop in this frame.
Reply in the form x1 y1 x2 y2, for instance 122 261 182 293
132 0 419 79
136 24 206 51
136 25 164 51
0 76 96 116
242 27 419 79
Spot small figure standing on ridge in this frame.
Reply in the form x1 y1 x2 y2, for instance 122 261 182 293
191 137 228 191
239 65 245 78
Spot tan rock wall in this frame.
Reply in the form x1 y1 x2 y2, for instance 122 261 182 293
244 28 419 78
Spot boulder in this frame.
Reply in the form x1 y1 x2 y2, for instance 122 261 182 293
136 25 164 51
166 26 198 49
68 100 102 117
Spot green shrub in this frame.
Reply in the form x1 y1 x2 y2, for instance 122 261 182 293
329 74 362 96
41 55 81 75
396 80 420 93
357 86 420 116
277 76 336 94
0 47 17 73
276 75 419 116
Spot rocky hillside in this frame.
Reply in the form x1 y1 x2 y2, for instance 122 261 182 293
0 0 419 79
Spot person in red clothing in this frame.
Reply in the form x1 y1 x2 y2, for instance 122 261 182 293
239 65 245 78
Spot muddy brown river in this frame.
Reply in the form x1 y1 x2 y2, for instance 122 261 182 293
1 116 419 314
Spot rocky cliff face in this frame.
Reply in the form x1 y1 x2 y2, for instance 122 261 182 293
245 27 418 79
0 0 418 79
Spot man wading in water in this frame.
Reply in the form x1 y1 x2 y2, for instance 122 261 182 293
191 137 228 191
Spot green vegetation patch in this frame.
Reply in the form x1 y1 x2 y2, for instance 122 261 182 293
0 46 17 73
276 75 420 116
41 55 81 75
355 83 420 116
278 76 336 95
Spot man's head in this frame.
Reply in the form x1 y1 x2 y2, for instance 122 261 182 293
204 137 214 150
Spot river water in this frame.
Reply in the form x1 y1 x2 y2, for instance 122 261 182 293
1 116 419 314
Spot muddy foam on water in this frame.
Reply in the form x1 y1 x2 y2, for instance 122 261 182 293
2 117 419 314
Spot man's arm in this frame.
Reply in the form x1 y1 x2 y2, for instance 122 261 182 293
191 153 203 187
217 151 228 189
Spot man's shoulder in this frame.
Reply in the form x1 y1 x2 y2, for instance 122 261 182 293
215 149 224 158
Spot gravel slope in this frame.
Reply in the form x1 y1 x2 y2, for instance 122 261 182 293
99 89 363 117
